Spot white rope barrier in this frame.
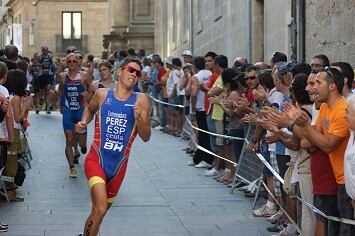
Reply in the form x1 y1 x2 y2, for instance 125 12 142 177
148 94 355 227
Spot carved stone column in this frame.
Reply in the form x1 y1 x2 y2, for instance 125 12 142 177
121 0 155 54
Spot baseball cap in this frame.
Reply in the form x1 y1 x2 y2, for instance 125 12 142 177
163 56 174 65
182 50 192 56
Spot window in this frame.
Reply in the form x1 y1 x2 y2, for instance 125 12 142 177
62 12 82 51
62 12 81 39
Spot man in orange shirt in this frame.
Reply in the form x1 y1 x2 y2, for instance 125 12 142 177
284 67 354 235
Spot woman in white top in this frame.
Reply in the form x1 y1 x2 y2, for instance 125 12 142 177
3 69 33 202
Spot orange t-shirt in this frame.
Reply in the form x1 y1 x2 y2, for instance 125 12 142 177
315 98 350 184
161 69 170 98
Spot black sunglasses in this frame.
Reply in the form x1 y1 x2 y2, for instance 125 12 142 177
245 76 256 81
318 66 334 78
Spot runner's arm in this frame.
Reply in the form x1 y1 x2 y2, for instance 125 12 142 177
135 93 151 142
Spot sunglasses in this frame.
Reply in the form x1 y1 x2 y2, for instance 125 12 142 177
66 49 75 54
318 66 334 78
245 76 256 81
67 60 78 64
123 66 141 77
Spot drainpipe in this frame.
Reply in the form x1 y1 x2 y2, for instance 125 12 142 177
291 0 297 61
247 0 252 63
189 0 193 53
298 0 305 62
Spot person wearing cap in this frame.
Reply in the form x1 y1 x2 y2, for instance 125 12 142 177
182 50 193 64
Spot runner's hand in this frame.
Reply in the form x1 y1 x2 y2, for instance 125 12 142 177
134 103 142 120
75 121 87 134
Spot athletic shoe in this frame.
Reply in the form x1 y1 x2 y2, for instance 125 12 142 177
212 169 226 180
0 225 8 232
267 221 287 232
154 125 163 130
46 110 51 114
252 204 277 217
266 210 284 224
69 167 77 178
35 109 39 114
204 167 221 177
195 161 213 168
7 190 24 202
81 146 87 154
187 160 195 166
271 223 297 236
76 233 83 236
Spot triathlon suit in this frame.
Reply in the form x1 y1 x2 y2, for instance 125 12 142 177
84 90 138 203
62 73 86 132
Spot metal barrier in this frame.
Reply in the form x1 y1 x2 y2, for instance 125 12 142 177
147 93 355 232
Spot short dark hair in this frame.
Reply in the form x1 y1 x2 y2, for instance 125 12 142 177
204 51 218 59
137 49 145 57
127 48 136 56
172 58 182 67
290 62 311 77
193 56 206 70
214 55 228 69
312 54 330 67
331 62 354 90
271 52 287 64
119 50 128 58
5 45 18 60
257 70 274 90
98 60 112 69
119 58 142 70
322 67 344 94
245 65 259 73
87 54 94 62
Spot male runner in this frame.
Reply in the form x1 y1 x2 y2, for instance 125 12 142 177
55 53 91 178
75 58 151 236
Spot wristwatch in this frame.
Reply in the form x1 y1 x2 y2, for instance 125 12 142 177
287 124 295 132
250 138 258 144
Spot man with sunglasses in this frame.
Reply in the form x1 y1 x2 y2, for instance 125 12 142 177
284 67 354 235
55 53 92 178
75 58 150 236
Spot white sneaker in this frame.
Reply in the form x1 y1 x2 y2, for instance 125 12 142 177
271 223 297 236
187 160 195 166
204 167 221 176
252 204 277 217
154 125 163 130
266 210 283 223
195 161 213 168
212 169 226 179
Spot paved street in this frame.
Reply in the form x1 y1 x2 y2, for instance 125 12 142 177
0 111 271 236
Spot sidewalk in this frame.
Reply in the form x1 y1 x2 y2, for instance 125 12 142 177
0 111 271 236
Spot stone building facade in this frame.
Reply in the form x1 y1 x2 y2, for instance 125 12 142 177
155 0 354 66
0 0 109 59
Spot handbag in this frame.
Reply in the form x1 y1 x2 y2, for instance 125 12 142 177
14 161 26 186
283 161 296 195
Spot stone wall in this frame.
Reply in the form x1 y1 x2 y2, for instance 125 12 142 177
154 0 354 66
305 0 355 65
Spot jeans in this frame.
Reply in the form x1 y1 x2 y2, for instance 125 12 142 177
206 115 219 154
156 90 166 127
